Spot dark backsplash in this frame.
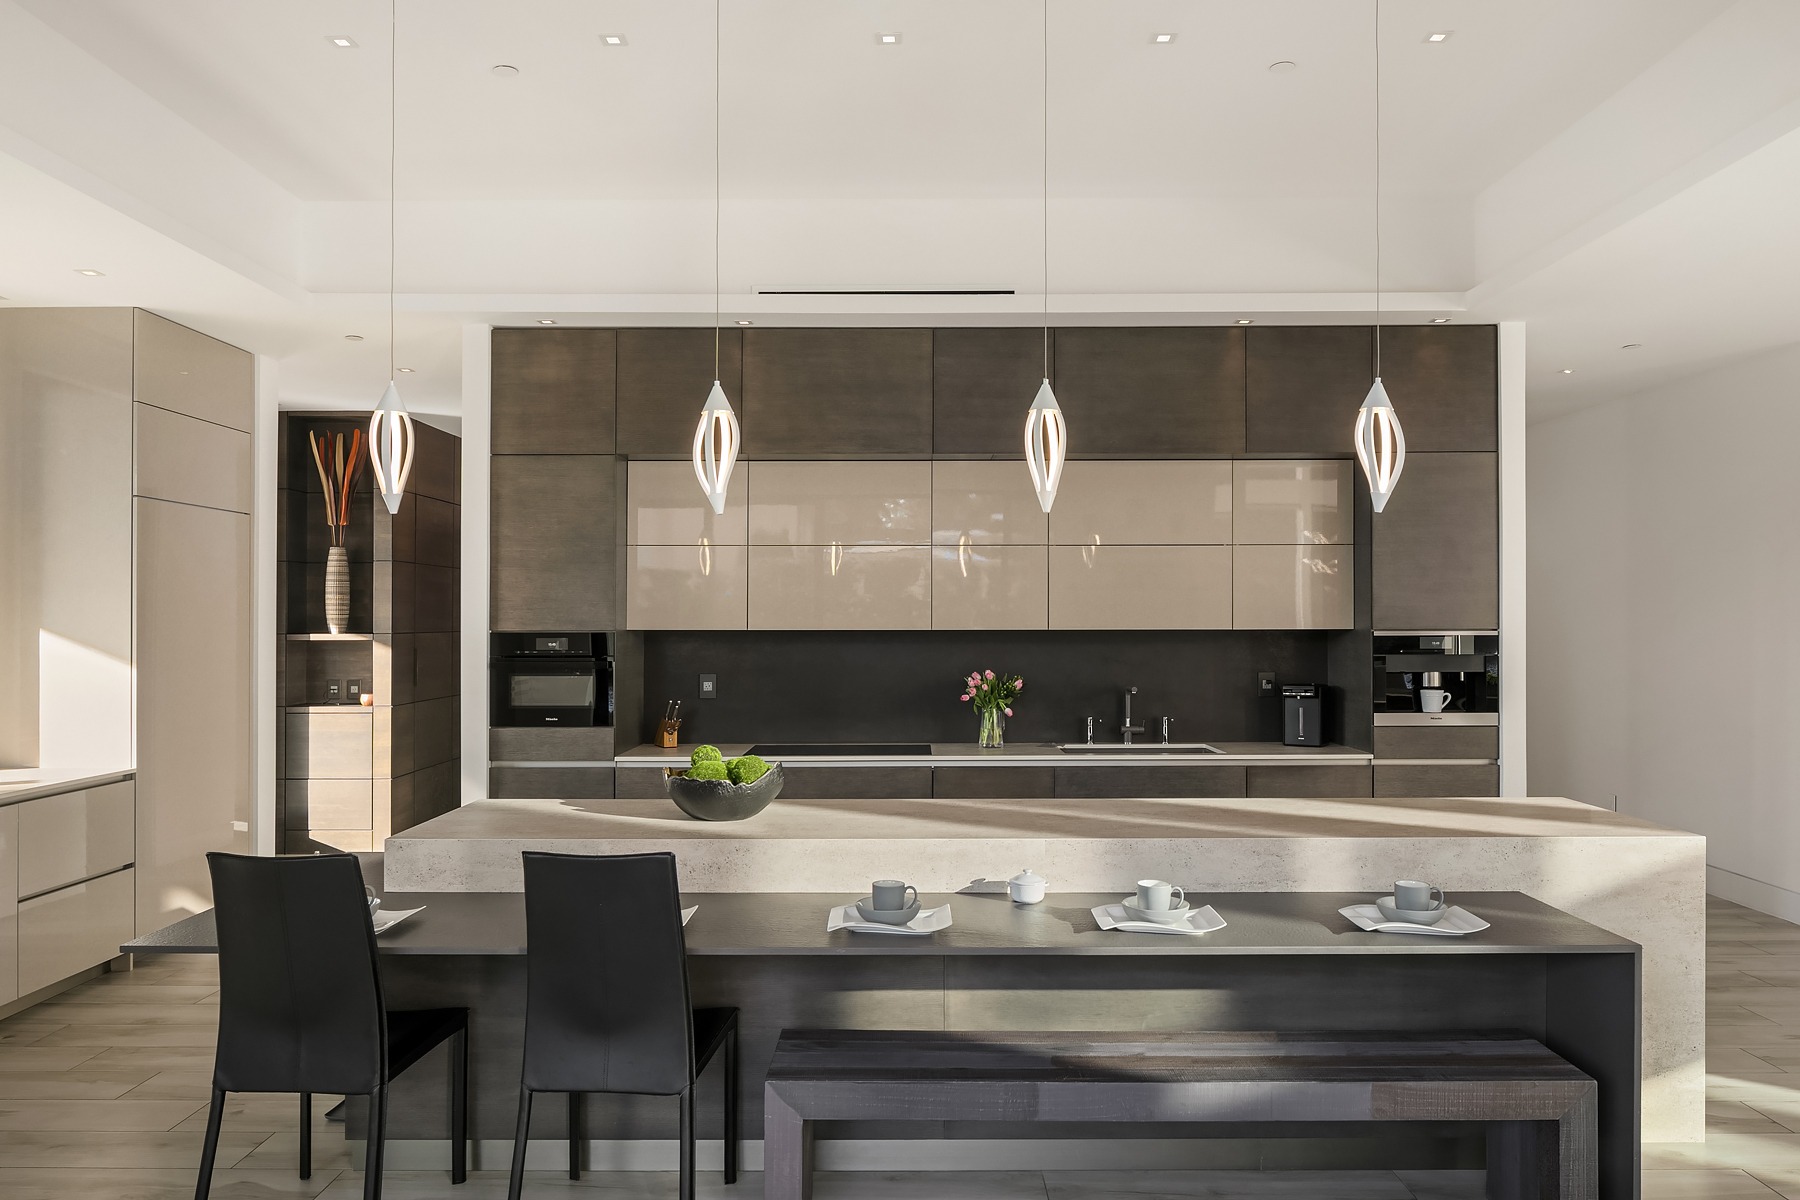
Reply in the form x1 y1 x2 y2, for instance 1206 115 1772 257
639 630 1332 747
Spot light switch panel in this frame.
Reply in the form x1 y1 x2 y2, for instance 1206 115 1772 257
699 674 718 699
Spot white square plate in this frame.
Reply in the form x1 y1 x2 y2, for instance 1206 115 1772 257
1093 903 1227 936
827 903 952 935
1339 904 1491 936
372 906 424 934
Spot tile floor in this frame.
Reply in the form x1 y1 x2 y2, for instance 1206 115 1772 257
0 895 1790 1198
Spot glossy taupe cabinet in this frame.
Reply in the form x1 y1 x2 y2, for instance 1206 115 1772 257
1370 451 1498 632
747 462 931 546
1049 545 1233 629
0 806 16 1003
491 454 619 630
931 461 1048 546
1233 545 1353 630
627 544 748 630
628 460 747 547
931 544 1048 630
741 329 932 458
1049 461 1233 547
1232 460 1353 546
1052 327 1245 456
491 328 616 455
748 545 930 630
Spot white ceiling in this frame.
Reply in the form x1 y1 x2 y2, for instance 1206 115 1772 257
0 0 1796 422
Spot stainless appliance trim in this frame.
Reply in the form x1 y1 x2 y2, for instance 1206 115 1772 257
1374 712 1500 727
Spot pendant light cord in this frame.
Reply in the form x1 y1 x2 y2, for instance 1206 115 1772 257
1372 0 1381 378
1042 0 1049 377
714 0 721 379
389 0 397 383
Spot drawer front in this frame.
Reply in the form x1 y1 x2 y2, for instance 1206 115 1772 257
934 767 1056 800
19 868 135 994
489 766 616 800
1246 765 1372 798
1373 764 1500 798
615 768 673 800
285 711 373 778
1373 727 1500 761
1054 766 1247 799
489 726 616 763
17 781 136 898
285 779 373 832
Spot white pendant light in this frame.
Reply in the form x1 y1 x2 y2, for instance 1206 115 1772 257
1354 0 1406 512
367 0 416 516
692 0 742 512
1024 0 1068 512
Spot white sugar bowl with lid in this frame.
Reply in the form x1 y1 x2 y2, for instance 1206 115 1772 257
1008 868 1047 905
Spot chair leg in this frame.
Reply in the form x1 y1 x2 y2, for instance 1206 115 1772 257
506 1088 533 1200
363 1086 388 1200
193 1087 227 1200
568 1091 583 1180
451 1029 469 1185
679 1085 696 1200
299 1092 311 1180
723 1021 739 1184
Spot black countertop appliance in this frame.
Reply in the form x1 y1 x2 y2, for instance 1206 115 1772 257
1282 684 1323 747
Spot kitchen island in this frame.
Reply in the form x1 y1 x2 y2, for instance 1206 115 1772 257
384 793 1703 1147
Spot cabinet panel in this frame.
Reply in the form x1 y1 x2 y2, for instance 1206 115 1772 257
1378 325 1498 452
1049 545 1231 630
133 310 253 432
490 726 616 762
284 711 374 778
617 328 742 457
931 545 1048 631
1373 764 1500 797
1371 452 1498 631
749 545 930 631
135 403 253 513
489 766 615 800
19 868 136 994
748 462 931 546
1052 328 1244 456
491 329 616 454
932 328 1050 456
934 766 1056 799
626 544 747 630
628 460 747 546
491 455 618 630
1232 460 1352 545
1054 766 1247 799
615 768 671 799
1244 326 1371 455
1373 727 1499 760
1232 545 1353 630
777 767 934 799
285 779 373 831
1246 765 1372 798
0 806 16 1004
17 781 136 898
741 329 932 457
1049 461 1233 546
931 461 1048 546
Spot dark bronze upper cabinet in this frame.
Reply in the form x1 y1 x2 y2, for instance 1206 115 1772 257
491 329 616 455
1370 451 1497 632
1245 326 1371 454
740 329 932 458
1052 328 1244 456
617 328 743 458
1377 325 1498 452
491 454 618 631
933 328 1052 457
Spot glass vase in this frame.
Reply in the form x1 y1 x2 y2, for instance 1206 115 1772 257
977 707 1005 749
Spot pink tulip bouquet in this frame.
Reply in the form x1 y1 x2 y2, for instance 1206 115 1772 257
960 669 1023 748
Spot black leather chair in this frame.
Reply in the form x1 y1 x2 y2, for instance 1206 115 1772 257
507 851 739 1200
196 852 469 1200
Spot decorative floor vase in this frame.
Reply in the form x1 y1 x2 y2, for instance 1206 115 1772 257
978 707 1005 748
324 546 350 634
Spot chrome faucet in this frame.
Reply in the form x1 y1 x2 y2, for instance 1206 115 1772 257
1161 716 1173 744
1085 716 1103 744
1121 687 1145 745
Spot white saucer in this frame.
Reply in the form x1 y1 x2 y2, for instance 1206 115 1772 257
1121 897 1191 924
1375 895 1447 926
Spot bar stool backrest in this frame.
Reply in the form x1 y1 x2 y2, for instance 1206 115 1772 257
519 850 696 1096
206 852 387 1095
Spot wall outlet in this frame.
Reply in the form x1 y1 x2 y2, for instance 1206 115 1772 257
325 678 343 702
1258 672 1276 694
699 673 718 699
347 679 363 701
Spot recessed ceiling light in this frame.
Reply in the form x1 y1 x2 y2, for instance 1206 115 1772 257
1234 319 1253 325
397 367 415 373
1425 31 1453 43
491 64 520 76
600 34 626 46
1561 368 1575 375
1152 33 1175 44
1621 343 1643 350
344 334 364 342
1268 60 1298 73
876 33 901 45
328 36 357 48
537 319 558 325
74 268 105 276
1430 317 1452 324
735 320 753 326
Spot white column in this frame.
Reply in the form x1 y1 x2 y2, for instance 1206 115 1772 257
1496 322 1528 796
252 354 279 853
459 324 492 805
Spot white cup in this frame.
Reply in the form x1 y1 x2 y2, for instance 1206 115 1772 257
364 885 382 917
1419 689 1451 713
1395 880 1445 912
1135 879 1184 911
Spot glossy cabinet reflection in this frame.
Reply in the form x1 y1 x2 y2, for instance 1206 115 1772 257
1233 545 1353 630
1049 545 1232 629
749 462 930 546
931 461 1049 546
931 544 1048 630
628 460 746 546
627 544 749 630
1050 461 1233 546
1232 460 1352 546
749 545 930 630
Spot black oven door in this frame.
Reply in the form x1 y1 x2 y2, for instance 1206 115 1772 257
492 659 600 726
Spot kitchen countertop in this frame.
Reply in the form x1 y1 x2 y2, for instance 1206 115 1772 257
0 767 134 808
615 741 1375 767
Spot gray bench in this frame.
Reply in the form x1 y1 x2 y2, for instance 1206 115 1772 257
764 1029 1597 1200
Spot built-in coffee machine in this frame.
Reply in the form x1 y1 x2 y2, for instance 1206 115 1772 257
1372 634 1498 721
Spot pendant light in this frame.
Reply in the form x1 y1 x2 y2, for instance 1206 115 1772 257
368 0 415 515
1023 0 1066 514
692 0 741 516
1354 0 1405 513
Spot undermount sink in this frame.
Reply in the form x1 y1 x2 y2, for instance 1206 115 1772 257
1056 743 1224 755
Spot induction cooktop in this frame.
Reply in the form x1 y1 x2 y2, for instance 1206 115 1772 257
746 743 932 757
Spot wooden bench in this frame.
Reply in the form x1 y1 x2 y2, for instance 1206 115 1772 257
764 1030 1597 1200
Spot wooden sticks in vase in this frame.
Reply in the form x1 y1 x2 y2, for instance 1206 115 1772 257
307 428 366 548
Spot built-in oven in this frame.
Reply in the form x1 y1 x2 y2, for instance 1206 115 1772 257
490 633 613 727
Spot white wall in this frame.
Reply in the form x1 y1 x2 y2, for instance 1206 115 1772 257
1529 340 1800 915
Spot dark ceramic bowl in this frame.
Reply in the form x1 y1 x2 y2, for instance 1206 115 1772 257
664 764 784 822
